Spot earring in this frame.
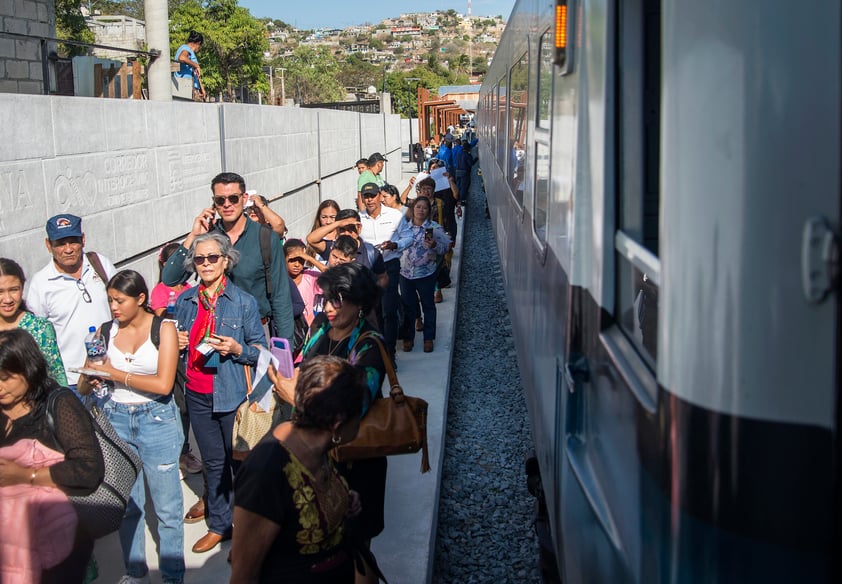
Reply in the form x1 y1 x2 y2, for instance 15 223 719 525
331 435 342 445
358 309 364 319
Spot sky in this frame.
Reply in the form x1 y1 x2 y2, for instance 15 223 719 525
237 0 517 31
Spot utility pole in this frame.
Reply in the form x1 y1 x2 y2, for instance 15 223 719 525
405 77 421 156
278 67 287 106
145 0 169 100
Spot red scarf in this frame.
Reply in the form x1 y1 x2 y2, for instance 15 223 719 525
195 276 226 342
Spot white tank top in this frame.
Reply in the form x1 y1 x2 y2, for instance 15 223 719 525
107 327 160 404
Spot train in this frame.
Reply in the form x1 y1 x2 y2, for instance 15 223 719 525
475 0 840 581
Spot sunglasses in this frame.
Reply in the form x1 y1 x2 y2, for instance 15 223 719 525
193 254 223 266
286 256 306 264
212 194 243 206
313 293 343 313
76 279 92 303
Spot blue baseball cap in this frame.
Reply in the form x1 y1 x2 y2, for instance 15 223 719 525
46 214 83 241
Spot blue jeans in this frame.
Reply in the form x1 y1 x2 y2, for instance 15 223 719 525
400 271 438 342
186 390 240 536
103 396 185 584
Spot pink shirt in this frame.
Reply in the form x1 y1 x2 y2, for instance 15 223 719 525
150 282 192 312
296 270 321 326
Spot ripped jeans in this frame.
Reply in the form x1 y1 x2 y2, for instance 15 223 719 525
103 396 185 584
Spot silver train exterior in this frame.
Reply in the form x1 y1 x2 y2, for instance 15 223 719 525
476 0 840 581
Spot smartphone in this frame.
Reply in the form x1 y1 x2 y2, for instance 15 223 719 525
425 228 434 241
270 337 294 379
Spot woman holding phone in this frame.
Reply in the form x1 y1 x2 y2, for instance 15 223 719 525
381 196 449 353
172 232 266 554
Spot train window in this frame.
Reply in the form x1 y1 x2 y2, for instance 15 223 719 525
495 74 507 174
533 142 551 244
508 52 529 206
614 0 662 368
537 30 553 129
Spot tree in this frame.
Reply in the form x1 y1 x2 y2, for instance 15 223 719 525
278 45 344 104
170 0 269 101
337 54 382 90
55 0 95 57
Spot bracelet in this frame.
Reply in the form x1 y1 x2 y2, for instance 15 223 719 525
125 373 132 388
30 469 37 486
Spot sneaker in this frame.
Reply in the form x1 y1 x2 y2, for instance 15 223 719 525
179 452 203 475
118 575 150 584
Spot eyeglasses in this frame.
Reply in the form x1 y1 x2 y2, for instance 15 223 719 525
286 256 306 265
75 279 92 303
212 194 243 206
193 254 223 266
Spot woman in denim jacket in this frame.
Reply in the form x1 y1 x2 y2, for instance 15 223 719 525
173 232 266 554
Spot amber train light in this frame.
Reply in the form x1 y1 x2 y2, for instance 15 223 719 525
554 0 568 67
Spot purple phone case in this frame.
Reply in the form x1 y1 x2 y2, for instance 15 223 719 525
270 337 294 378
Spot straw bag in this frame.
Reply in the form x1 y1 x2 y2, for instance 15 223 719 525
232 365 291 460
332 332 431 473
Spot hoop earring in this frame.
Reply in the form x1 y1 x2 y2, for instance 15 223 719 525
358 309 365 319
331 435 342 445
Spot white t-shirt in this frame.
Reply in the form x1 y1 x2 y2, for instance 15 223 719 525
26 254 116 385
359 205 404 263
107 328 160 404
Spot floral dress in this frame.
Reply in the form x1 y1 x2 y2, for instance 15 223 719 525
234 436 353 583
18 312 67 386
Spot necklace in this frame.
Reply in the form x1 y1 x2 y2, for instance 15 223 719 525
326 331 351 356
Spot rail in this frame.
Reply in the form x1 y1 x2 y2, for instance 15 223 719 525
0 30 160 95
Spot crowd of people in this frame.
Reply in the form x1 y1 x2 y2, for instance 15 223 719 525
0 138 473 583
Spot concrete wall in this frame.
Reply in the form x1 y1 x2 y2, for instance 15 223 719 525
0 92 401 288
0 0 55 94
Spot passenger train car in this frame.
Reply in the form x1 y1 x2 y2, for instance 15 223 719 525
476 0 840 581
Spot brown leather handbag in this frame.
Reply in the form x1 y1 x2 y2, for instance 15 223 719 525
332 332 431 473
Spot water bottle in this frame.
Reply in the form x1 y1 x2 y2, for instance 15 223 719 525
84 326 109 398
166 290 177 318
84 326 107 364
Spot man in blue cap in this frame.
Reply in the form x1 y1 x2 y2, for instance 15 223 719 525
27 213 116 391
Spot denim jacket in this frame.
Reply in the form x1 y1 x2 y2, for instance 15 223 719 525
173 282 267 413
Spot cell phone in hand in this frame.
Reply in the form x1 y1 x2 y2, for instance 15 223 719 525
425 228 434 241
270 337 294 378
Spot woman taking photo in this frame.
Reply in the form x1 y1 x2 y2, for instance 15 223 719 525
231 355 369 583
0 258 66 385
308 200 341 262
0 329 104 583
382 196 450 353
79 269 184 584
173 232 266 554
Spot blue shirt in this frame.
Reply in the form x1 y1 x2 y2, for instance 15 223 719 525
174 44 199 89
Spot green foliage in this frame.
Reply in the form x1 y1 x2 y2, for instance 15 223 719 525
369 37 384 50
170 0 269 101
386 67 451 119
55 0 95 57
278 45 345 104
337 54 383 90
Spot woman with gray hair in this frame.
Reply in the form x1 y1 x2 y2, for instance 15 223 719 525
172 232 266 554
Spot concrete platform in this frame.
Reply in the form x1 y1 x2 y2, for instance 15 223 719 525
93 154 461 584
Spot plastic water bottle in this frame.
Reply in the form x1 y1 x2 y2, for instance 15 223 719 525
84 326 109 398
84 326 107 364
166 290 177 318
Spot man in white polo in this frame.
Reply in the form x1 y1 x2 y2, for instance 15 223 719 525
27 213 116 390
359 181 405 362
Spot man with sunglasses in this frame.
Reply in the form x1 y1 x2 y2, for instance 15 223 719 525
26 213 116 390
162 172 294 346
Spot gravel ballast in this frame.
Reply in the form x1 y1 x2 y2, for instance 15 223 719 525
432 168 542 583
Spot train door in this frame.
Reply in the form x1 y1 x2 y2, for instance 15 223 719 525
557 0 661 581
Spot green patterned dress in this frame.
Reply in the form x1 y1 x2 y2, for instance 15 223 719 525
17 311 68 386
